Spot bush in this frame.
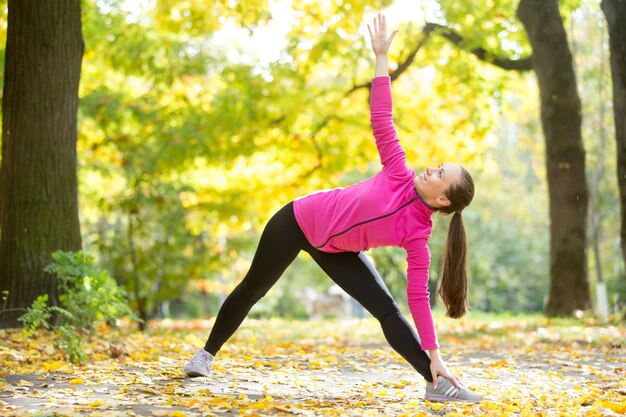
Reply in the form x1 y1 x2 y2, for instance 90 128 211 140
18 250 138 362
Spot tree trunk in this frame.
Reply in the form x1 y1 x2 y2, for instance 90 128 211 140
517 0 591 316
601 0 626 295
0 1 84 328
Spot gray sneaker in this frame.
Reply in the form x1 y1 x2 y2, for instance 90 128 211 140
183 349 214 377
425 376 483 402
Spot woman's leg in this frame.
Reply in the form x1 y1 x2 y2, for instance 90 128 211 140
307 250 433 382
203 202 308 355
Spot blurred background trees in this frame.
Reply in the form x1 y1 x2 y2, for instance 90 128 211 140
0 0 624 325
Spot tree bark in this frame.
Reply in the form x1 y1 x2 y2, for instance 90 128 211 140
0 1 84 327
601 0 626 286
517 0 591 315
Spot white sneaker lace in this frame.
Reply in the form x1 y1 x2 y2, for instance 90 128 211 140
190 354 208 366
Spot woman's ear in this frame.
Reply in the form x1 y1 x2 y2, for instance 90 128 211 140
436 195 451 207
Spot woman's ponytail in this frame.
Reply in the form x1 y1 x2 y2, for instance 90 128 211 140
438 212 469 318
436 166 475 319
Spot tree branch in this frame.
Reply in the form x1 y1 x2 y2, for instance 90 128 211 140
0 308 28 314
346 21 533 97
426 22 533 71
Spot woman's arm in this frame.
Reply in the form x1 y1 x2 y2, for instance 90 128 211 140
367 14 409 178
367 13 398 77
406 239 463 389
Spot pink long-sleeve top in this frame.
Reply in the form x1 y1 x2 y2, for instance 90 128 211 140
293 76 439 350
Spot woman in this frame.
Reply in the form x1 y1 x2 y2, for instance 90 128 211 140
184 13 482 403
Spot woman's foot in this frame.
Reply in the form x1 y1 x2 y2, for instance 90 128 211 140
425 376 483 402
183 349 214 377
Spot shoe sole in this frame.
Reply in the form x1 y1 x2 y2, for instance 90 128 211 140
184 368 212 377
425 394 481 403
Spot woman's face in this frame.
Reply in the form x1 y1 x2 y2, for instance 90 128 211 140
414 163 463 208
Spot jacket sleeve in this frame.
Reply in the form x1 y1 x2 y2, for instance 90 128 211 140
405 237 439 350
370 76 411 179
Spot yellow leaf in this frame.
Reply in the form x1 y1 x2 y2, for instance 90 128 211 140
596 401 626 414
489 359 508 368
18 379 34 386
208 398 232 408
482 402 502 411
88 401 105 407
183 334 203 346
68 378 84 384
169 411 187 417
136 387 159 395
135 352 152 360
385 380 407 388
42 360 63 372
273 405 291 412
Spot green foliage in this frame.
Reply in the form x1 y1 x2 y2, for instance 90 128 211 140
153 0 271 35
438 0 530 57
91 178 216 323
19 296 76 334
18 295 53 332
58 324 87 364
44 251 137 329
18 251 137 362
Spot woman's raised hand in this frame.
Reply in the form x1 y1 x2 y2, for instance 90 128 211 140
367 13 398 56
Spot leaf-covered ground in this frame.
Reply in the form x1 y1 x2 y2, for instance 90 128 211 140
1 314 625 416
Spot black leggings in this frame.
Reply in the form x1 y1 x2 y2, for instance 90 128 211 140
204 202 433 382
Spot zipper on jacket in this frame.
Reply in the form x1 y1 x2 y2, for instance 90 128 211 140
314 195 420 249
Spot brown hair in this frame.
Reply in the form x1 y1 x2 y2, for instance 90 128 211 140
437 166 475 319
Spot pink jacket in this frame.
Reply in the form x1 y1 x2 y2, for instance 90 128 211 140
293 76 439 350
